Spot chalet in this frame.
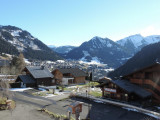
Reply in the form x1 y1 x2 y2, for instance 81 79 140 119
123 62 160 103
98 62 160 104
52 68 87 85
16 66 54 87
97 78 152 103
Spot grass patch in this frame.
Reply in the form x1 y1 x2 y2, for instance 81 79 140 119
89 91 102 98
38 108 75 120
10 100 16 109
0 97 7 104
77 82 99 87
32 91 55 96
0 97 16 110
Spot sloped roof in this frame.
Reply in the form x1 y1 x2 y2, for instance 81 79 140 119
112 80 152 98
58 68 87 77
26 66 53 79
123 62 160 77
18 75 35 84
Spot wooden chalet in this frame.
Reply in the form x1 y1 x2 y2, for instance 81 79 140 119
123 62 160 103
52 68 87 85
97 78 152 103
16 66 54 87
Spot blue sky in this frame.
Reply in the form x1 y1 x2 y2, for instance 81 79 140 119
1 0 160 46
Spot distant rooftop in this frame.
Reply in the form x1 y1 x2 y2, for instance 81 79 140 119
57 68 87 77
26 66 54 79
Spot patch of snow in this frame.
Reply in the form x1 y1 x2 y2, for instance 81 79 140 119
24 59 31 65
82 51 90 57
122 107 139 112
57 60 65 63
104 68 114 72
29 41 41 50
10 30 22 37
44 94 56 98
156 106 160 110
10 88 32 92
107 42 112 47
46 61 54 64
123 107 160 119
144 113 160 119
117 34 144 48
121 57 131 60
38 88 46 91
93 100 104 104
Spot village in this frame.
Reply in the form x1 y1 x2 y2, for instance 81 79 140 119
0 54 160 120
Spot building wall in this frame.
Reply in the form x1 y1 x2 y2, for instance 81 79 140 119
36 78 53 86
52 70 63 84
102 82 129 101
74 76 85 84
52 69 86 84
125 65 160 102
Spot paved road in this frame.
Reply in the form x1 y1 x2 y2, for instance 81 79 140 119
0 91 158 120
46 97 158 120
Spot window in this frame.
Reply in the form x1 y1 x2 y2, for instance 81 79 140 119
145 72 152 79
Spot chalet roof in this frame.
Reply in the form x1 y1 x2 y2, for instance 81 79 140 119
123 62 160 77
98 77 111 83
18 75 35 84
0 60 10 67
112 80 152 98
57 68 87 77
26 66 54 79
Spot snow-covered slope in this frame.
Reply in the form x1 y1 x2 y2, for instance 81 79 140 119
65 36 130 68
0 26 40 51
0 25 62 61
117 34 160 54
49 45 76 54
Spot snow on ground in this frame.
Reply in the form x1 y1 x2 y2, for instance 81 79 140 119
10 30 22 37
0 75 16 77
156 106 160 110
104 68 114 72
122 107 139 112
38 88 46 91
144 113 160 119
57 60 65 63
24 59 31 65
44 94 56 98
10 88 32 92
122 107 160 119
93 100 104 104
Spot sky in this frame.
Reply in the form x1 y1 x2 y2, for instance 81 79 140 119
1 0 160 46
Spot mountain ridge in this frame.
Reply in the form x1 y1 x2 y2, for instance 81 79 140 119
0 25 62 61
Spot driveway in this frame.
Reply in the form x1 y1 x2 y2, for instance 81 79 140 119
0 91 158 120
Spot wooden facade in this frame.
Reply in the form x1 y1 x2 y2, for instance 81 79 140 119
52 69 86 85
124 63 160 103
22 66 54 86
98 78 152 103
100 81 142 102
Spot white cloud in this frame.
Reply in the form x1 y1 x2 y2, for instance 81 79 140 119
140 25 160 37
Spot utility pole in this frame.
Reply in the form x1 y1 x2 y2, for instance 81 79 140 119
87 72 92 119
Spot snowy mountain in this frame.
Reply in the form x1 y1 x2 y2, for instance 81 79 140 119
65 36 130 68
117 34 160 54
0 25 62 61
49 45 76 54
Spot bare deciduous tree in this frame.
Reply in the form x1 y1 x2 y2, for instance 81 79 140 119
0 79 12 99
